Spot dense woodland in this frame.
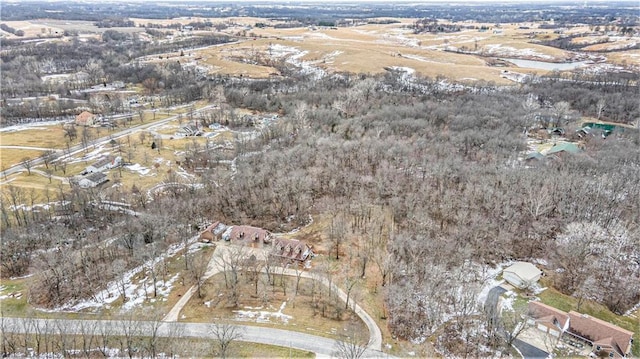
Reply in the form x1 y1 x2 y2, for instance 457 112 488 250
2 64 639 354
2 1 638 26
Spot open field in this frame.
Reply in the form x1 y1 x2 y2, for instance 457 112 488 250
0 149 47 171
4 18 637 84
189 19 640 84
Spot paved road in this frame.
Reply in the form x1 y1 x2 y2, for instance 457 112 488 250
0 103 216 179
484 286 507 326
513 338 549 359
0 318 391 358
0 145 58 151
163 243 383 352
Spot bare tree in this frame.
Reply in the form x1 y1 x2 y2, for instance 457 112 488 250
77 319 98 358
117 313 143 359
141 310 164 358
20 157 33 175
596 98 606 120
188 247 211 299
552 101 571 127
332 321 368 359
42 150 56 170
209 323 244 359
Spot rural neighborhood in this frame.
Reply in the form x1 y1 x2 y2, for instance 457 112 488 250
1 0 638 358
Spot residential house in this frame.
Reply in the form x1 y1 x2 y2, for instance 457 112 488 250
271 238 314 264
566 311 634 358
174 124 201 138
86 156 122 173
199 221 227 242
75 111 97 126
221 225 272 247
528 301 570 338
528 302 634 358
502 262 542 289
545 142 581 156
78 172 108 188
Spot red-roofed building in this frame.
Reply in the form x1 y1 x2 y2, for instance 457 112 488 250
199 221 225 242
528 302 634 358
567 311 634 358
75 111 96 126
271 238 314 264
222 225 271 247
528 301 570 338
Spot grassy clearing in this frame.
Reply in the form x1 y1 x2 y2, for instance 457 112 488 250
180 272 368 341
0 149 47 169
236 342 315 358
198 27 535 83
1 126 71 149
605 49 640 66
193 19 639 83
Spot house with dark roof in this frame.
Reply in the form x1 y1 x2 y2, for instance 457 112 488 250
78 172 108 188
221 225 271 247
528 302 570 339
271 238 314 264
199 221 226 242
528 302 634 358
86 156 122 173
566 311 634 358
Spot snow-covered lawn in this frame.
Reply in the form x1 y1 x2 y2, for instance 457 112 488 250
125 163 151 176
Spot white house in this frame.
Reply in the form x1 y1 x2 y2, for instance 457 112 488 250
78 172 108 188
502 262 542 289
86 156 122 173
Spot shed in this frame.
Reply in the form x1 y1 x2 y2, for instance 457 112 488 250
502 262 542 289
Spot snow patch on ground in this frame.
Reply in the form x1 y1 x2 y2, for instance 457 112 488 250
48 237 198 312
501 291 517 312
0 120 71 133
125 163 151 176
233 301 293 324
482 44 555 60
67 146 109 164
268 44 326 80
400 54 440 63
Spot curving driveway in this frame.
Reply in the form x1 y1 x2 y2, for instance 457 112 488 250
163 243 383 352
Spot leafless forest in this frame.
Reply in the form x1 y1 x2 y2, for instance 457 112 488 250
3 61 639 354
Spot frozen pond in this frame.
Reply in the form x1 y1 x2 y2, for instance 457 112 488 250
502 58 588 71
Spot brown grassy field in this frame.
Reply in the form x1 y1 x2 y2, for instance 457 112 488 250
193 21 594 84
179 272 369 342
